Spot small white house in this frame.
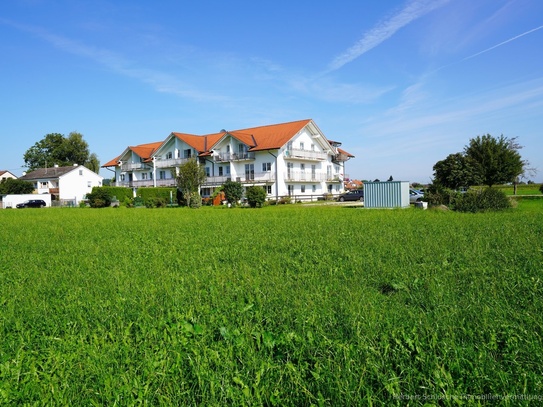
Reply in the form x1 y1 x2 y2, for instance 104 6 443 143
19 165 103 203
0 170 18 181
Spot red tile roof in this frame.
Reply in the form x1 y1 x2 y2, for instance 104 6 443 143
103 119 351 167
225 119 312 151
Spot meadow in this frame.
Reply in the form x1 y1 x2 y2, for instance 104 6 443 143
1 201 542 405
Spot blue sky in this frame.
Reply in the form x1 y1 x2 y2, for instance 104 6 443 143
1 0 542 183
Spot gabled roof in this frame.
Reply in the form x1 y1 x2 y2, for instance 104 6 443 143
102 142 162 167
338 147 355 158
102 156 121 167
170 132 224 154
103 119 348 167
227 119 312 152
129 142 163 163
0 170 17 178
20 166 84 180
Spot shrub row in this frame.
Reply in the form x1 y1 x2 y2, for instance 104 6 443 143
424 186 511 212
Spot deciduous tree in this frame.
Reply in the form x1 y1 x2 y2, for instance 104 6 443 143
175 158 206 208
464 134 523 187
433 152 478 190
0 178 34 194
23 132 99 172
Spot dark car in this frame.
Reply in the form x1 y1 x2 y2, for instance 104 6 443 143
338 190 364 202
16 199 47 208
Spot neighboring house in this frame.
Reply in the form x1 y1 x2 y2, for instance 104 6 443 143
19 165 103 203
103 119 354 199
344 179 363 191
0 170 18 181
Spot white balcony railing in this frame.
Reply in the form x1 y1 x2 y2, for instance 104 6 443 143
284 149 327 161
154 158 192 168
213 152 255 161
120 162 149 171
284 171 341 182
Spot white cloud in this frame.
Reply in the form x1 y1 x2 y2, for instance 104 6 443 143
327 0 450 72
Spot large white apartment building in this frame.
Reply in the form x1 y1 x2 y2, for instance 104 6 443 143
102 119 354 199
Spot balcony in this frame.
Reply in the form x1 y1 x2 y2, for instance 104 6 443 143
332 152 350 163
284 149 327 161
120 162 150 171
204 172 274 186
213 152 255 162
284 171 330 182
155 157 191 168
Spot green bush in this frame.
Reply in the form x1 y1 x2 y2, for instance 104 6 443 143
540 184 543 194
222 181 243 206
454 187 511 212
145 197 167 208
138 187 177 204
86 188 112 208
278 196 292 205
97 186 133 202
189 193 202 209
423 185 461 207
246 186 267 208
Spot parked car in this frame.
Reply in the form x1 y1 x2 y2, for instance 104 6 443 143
338 189 364 202
409 189 424 204
16 199 47 208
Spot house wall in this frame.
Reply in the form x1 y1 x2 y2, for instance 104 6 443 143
1 194 52 209
0 171 17 181
59 166 103 201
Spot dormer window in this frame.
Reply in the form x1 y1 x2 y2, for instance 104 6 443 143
166 152 173 159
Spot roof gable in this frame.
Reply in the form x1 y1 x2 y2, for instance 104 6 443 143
20 166 81 180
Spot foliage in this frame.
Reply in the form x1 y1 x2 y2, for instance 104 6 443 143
422 184 461 207
86 187 112 208
93 186 133 203
464 134 524 187
85 153 100 173
1 205 542 404
137 187 177 205
0 178 34 194
145 197 167 208
23 132 100 172
540 184 543 194
189 192 202 208
245 186 267 208
433 153 478 190
453 187 511 212
222 180 244 206
176 159 206 208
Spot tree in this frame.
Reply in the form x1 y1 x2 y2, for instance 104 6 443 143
222 180 244 206
175 158 206 208
432 153 478 190
246 186 267 208
0 178 34 194
85 153 100 173
86 187 112 208
23 131 100 172
464 134 524 187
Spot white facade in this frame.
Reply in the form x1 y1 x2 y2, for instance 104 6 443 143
1 194 52 209
20 165 103 203
57 166 103 201
104 119 353 199
0 171 18 181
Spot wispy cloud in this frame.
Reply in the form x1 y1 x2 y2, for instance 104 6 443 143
1 18 229 102
327 0 450 72
461 24 543 62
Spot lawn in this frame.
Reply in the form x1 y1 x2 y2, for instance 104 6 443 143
1 202 542 405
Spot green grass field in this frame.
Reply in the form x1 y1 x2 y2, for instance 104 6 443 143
1 201 543 405
494 183 542 196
